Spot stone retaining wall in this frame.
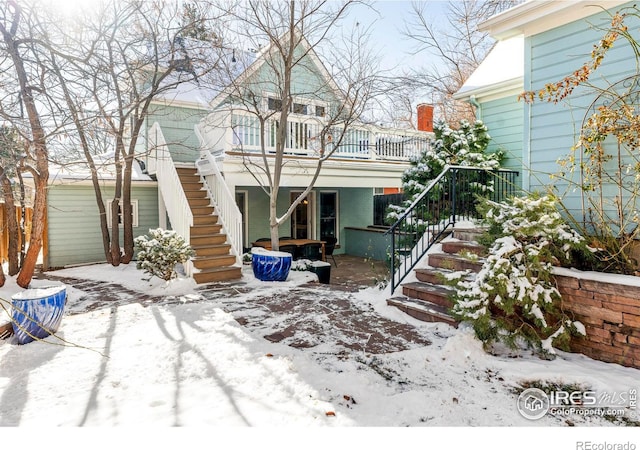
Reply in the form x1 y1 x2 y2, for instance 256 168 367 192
555 269 640 369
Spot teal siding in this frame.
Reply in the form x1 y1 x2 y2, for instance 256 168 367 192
47 184 159 268
526 1 638 220
240 186 374 256
146 104 208 163
480 95 523 180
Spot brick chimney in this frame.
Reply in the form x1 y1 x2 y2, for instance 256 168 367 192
417 104 434 132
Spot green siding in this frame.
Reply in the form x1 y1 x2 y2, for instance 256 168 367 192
526 1 638 219
480 95 523 180
146 104 208 163
47 184 159 268
240 186 374 256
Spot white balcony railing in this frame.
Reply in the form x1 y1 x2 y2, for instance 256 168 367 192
148 122 195 276
197 109 431 161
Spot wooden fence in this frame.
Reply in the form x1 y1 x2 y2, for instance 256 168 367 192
0 203 33 263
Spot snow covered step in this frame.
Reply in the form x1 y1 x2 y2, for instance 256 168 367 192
414 268 474 285
452 227 487 243
428 252 484 273
441 240 486 257
402 281 454 309
387 297 458 327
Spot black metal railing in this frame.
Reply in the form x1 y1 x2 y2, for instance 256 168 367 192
385 166 520 293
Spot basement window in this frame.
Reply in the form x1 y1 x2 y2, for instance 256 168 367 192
106 199 139 228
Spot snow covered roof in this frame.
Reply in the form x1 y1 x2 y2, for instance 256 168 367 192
454 35 524 102
48 152 153 184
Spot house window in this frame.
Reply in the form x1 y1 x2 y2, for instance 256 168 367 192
315 105 325 117
293 103 307 115
319 192 338 242
373 187 384 196
106 199 139 228
268 97 283 111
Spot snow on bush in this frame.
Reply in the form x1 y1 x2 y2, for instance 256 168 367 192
451 194 588 358
134 228 195 281
386 119 502 223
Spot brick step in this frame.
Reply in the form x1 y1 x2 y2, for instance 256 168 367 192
188 197 211 207
414 267 474 285
192 243 232 256
441 240 486 256
191 224 223 236
193 266 242 284
428 252 484 273
190 234 227 247
386 297 458 327
402 281 454 309
452 227 487 243
192 254 237 270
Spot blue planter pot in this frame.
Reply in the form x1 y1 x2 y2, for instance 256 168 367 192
251 247 292 282
11 285 67 345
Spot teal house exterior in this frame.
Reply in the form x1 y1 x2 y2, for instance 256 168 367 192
455 0 633 222
45 33 433 281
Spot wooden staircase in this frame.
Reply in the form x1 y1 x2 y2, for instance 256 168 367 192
176 167 242 284
387 227 487 326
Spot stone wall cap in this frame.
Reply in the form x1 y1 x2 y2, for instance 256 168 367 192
553 267 640 289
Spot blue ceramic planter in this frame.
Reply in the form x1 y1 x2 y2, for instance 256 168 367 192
251 247 292 282
11 285 67 344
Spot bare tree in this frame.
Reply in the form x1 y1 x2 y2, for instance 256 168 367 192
390 0 518 125
0 1 55 287
207 0 381 250
43 0 227 265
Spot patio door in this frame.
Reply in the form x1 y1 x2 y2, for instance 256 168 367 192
290 191 314 239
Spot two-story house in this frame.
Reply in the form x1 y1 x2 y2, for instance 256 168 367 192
44 33 434 283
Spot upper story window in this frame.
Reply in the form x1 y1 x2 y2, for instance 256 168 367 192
268 97 282 111
315 105 325 117
293 103 307 115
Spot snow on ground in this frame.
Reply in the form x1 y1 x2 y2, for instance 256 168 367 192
1 263 639 448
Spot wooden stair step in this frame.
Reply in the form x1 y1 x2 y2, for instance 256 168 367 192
428 252 484 273
193 214 219 225
188 198 211 207
176 167 198 176
190 234 227 246
193 266 242 284
387 297 458 327
192 243 232 256
183 189 208 198
191 224 222 236
402 281 454 309
441 240 486 256
191 206 215 215
192 254 237 269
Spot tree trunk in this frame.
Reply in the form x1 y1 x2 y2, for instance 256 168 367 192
0 174 19 275
121 154 134 264
16 172 46 288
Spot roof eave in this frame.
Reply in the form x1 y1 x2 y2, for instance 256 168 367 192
454 77 523 102
479 0 628 39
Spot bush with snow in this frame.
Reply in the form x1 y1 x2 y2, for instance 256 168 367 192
451 194 588 358
386 119 502 224
134 228 195 281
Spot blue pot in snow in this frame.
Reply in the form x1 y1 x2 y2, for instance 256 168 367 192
251 247 292 282
11 285 67 344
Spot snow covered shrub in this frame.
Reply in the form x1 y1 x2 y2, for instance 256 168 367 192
386 119 502 224
134 228 195 280
451 194 588 358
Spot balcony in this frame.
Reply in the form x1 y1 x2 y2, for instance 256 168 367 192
197 109 432 162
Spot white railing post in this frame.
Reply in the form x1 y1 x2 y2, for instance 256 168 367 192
148 122 195 276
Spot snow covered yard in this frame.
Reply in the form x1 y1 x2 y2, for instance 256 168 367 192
0 263 639 447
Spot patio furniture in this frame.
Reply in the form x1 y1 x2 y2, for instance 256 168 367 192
324 236 338 267
278 244 299 259
302 242 323 261
252 238 326 261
